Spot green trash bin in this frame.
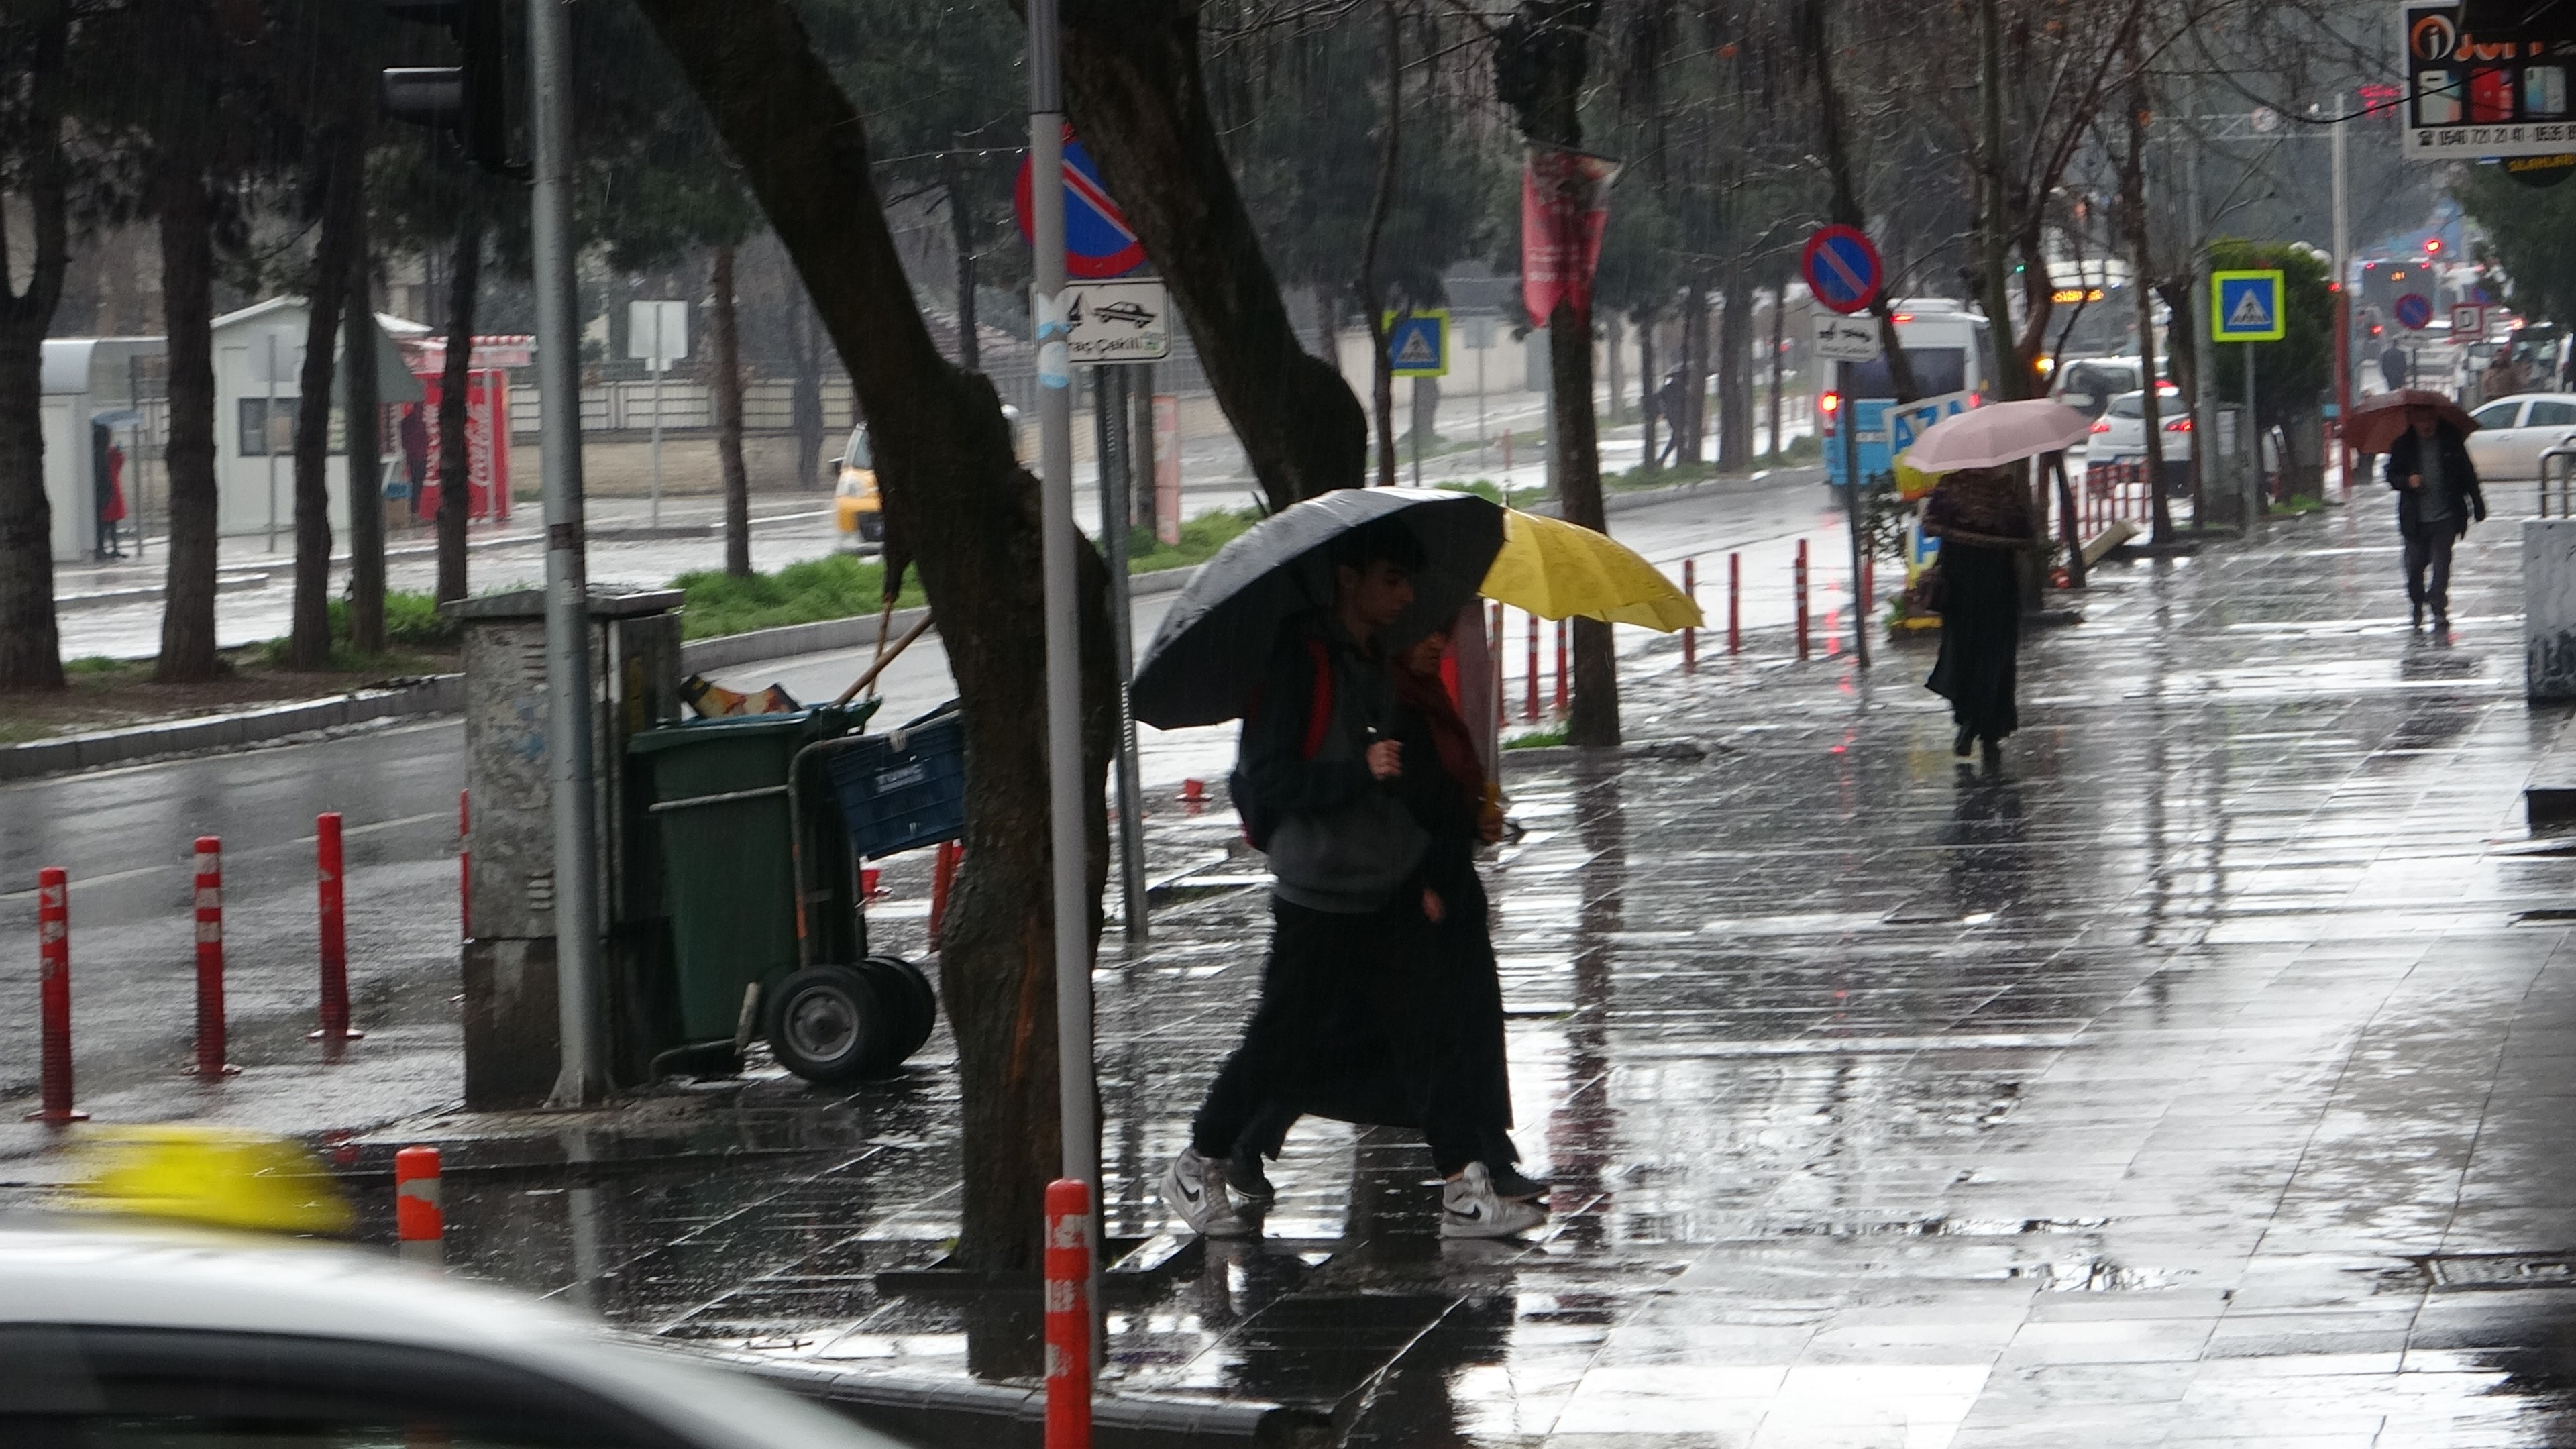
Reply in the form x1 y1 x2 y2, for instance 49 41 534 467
627 705 871 1042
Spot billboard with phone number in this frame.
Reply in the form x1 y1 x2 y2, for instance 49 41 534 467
2402 3 2576 158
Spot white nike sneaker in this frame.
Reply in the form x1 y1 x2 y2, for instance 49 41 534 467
1441 1161 1550 1240
1161 1148 1254 1238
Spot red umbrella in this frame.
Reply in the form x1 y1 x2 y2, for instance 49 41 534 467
2346 389 2479 455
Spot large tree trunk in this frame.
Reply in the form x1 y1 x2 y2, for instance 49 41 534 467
1356 4 1399 490
0 1 70 692
1057 2 1366 508
2119 60 2171 547
1636 307 1657 474
435 215 479 604
788 293 826 490
1679 281 1706 466
1497 0 1616 746
288 127 360 671
1717 268 1752 473
154 157 222 682
712 245 752 577
344 152 386 653
632 0 1116 1277
1765 285 1785 458
942 152 980 372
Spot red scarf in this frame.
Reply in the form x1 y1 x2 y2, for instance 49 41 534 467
1393 662 1486 806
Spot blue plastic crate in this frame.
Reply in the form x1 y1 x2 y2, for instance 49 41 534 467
828 708 965 859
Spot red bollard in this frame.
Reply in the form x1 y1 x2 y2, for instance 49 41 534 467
458 790 471 941
396 1145 444 1268
1794 540 1811 662
311 812 362 1044
1044 1178 1093 1449
1523 614 1539 722
1554 620 1569 713
1180 778 1207 814
1682 559 1698 673
1489 602 1505 727
928 840 963 949
191 836 237 1078
27 867 85 1124
861 865 885 898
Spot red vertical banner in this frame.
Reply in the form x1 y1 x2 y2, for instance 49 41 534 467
1521 146 1621 324
412 368 511 522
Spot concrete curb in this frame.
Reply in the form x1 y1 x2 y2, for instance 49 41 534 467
734 1356 1333 1448
1519 465 1829 521
0 675 464 783
1502 736 1723 766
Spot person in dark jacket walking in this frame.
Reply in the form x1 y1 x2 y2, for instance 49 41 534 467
1226 625 1546 1210
2385 406 2487 629
2380 341 2412 395
1923 468 2038 770
1163 519 1547 1242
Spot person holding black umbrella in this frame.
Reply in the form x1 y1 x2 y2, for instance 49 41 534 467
1159 516 1546 1242
2385 403 2487 630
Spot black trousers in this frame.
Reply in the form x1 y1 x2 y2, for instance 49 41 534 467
2402 523 2457 614
1191 891 1487 1176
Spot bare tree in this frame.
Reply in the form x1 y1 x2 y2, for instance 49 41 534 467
0 0 71 692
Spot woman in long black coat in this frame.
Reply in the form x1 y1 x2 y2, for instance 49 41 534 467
1923 467 2037 768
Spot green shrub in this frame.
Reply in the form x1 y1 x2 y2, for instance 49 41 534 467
1123 506 1261 573
1505 724 1568 749
253 590 460 669
674 553 927 641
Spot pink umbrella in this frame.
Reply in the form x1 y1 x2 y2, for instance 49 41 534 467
1899 399 2094 474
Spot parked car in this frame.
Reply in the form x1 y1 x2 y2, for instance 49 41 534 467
2051 357 2157 420
2465 393 2576 480
2085 387 2192 495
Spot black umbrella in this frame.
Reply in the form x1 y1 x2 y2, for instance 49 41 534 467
1131 488 1504 729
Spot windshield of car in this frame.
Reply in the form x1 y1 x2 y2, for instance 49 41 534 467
2105 392 2143 420
1843 347 1967 399
843 425 871 469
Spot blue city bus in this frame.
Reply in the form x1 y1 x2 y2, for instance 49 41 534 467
1820 302 1994 491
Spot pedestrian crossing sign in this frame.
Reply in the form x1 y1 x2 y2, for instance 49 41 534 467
2211 269 2287 343
1385 309 1450 377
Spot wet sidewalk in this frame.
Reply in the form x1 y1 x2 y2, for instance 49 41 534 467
80 483 2576 1445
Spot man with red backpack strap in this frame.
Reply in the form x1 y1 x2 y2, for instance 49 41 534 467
1161 517 1548 1242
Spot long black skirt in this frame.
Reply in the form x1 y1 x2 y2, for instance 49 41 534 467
1926 541 2021 740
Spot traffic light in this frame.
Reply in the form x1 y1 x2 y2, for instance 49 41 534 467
380 0 519 178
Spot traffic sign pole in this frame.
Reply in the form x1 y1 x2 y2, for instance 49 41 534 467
1839 360 1870 671
1803 224 1882 674
1027 0 1100 1379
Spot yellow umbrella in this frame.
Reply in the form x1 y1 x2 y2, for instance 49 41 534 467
1479 508 1704 631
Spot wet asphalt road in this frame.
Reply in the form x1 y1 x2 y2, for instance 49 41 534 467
309 482 2576 1446
15 474 2570 1445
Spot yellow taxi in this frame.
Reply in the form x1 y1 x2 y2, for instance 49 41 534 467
833 423 881 547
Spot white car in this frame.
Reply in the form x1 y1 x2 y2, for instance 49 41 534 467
0 1220 906 1449
2464 392 2576 480
2088 386 2192 457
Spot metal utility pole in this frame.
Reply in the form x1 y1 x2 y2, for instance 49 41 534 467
1838 356 1870 669
2186 122 2214 532
1027 0 1097 1210
265 333 282 553
529 0 607 1108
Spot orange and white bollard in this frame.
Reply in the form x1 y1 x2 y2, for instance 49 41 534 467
396 1145 444 1267
929 840 963 949
1682 559 1698 673
1728 552 1741 655
191 837 235 1078
1794 541 1811 662
1044 1178 1093 1449
312 812 361 1043
28 866 85 1124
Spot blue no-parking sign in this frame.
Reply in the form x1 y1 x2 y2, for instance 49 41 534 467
1802 225 1882 315
2395 292 2435 331
1015 124 1147 279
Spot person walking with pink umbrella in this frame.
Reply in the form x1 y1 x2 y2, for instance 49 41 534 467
1901 400 2092 770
